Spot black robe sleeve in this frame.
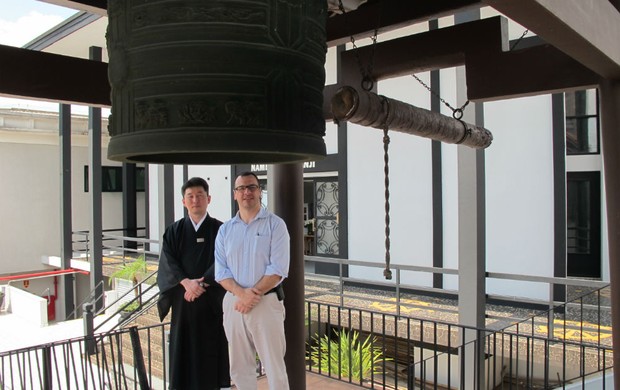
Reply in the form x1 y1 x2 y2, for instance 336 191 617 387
156 219 186 321
200 215 223 287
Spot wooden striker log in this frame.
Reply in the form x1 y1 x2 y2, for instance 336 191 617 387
331 86 493 149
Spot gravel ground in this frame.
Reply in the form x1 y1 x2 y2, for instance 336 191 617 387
303 276 613 344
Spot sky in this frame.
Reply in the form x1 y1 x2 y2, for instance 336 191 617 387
0 0 75 47
0 0 77 110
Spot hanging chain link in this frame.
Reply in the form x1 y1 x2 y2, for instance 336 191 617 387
337 0 346 14
338 0 379 91
351 31 378 91
411 74 469 120
381 97 392 280
510 29 530 51
339 0 390 278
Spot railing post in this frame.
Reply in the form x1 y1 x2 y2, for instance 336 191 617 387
339 260 344 308
548 283 555 340
85 234 90 263
396 268 401 317
42 345 53 390
83 303 96 355
121 234 126 260
129 326 151 390
407 361 414 389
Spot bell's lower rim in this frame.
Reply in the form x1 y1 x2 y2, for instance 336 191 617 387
107 129 326 165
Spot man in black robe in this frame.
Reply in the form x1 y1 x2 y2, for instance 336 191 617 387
157 177 231 390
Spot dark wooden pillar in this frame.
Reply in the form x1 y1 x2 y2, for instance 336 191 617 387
59 103 75 319
122 163 137 252
272 163 305 390
599 80 620 385
88 46 104 312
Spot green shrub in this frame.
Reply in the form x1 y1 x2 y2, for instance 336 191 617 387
120 301 140 313
309 329 390 381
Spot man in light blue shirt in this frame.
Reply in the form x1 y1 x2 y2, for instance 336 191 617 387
215 171 290 390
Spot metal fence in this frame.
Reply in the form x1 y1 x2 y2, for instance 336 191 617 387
1 298 613 389
304 300 613 389
45 233 613 389
0 324 168 390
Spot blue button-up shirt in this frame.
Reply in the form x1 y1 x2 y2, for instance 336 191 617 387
215 208 290 288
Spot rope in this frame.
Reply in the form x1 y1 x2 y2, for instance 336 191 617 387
381 96 392 280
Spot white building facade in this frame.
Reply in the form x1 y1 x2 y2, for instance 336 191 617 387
0 9 610 322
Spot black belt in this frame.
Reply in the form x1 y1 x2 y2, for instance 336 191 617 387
266 284 285 301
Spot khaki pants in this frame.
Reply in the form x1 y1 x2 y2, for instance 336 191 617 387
222 292 289 390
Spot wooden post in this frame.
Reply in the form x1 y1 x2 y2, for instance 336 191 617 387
599 80 620 386
271 164 306 390
331 86 493 149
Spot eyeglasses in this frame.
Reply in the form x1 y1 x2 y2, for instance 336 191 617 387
234 184 260 193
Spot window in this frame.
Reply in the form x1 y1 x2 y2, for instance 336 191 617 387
565 89 599 155
567 172 601 278
84 166 145 192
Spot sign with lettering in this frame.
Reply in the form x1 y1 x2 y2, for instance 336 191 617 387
236 154 338 176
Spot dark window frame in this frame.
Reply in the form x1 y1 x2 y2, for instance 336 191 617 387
566 171 601 278
565 89 600 155
83 166 145 192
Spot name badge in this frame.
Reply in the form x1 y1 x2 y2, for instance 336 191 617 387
196 238 205 243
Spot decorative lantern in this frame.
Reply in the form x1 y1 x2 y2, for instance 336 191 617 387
106 0 327 164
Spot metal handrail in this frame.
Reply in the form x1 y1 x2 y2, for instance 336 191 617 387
75 232 608 308
66 279 106 320
71 233 614 361
305 255 610 319
93 269 159 333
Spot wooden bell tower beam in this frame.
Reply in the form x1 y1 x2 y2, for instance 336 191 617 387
483 0 620 79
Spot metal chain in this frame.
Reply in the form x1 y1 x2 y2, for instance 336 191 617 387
381 97 392 280
337 0 346 14
339 0 379 91
510 29 530 51
351 30 378 91
339 0 389 279
411 74 469 120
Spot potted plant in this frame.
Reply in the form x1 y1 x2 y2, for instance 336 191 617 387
304 219 315 235
110 255 147 285
308 329 390 383
118 300 141 322
109 256 147 293
109 255 147 317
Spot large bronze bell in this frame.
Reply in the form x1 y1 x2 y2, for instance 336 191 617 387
106 0 327 164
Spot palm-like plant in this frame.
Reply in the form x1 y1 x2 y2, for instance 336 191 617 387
309 329 389 382
109 256 147 286
109 255 147 308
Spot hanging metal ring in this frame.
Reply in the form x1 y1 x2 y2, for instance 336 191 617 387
361 76 374 91
455 119 471 144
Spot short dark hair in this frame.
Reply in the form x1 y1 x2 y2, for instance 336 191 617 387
182 177 209 196
236 171 260 185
